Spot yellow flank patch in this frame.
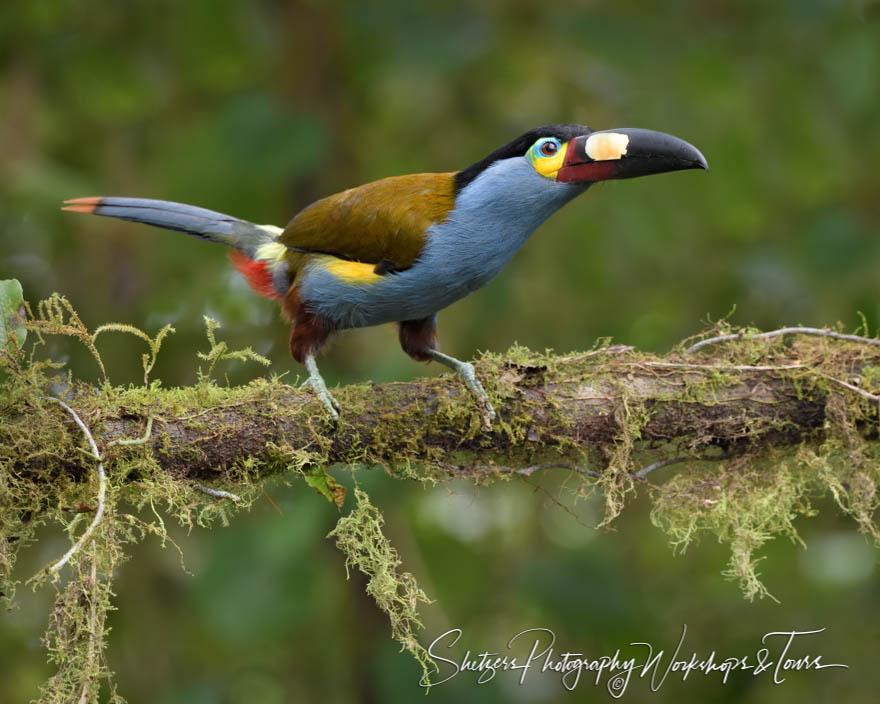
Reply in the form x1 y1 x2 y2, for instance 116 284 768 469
254 241 287 262
585 132 629 161
534 144 567 179
322 257 383 285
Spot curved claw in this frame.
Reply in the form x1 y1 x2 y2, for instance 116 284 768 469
427 350 496 428
300 377 340 420
457 361 496 427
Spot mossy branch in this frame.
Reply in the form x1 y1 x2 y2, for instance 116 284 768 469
4 327 879 599
8 341 874 480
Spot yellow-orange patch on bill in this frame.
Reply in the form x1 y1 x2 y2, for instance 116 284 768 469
585 133 629 161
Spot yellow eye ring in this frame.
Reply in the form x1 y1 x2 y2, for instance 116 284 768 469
529 138 567 180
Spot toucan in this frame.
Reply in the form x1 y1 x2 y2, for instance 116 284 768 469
64 124 707 422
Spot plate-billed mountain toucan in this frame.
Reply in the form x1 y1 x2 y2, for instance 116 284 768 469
64 124 707 423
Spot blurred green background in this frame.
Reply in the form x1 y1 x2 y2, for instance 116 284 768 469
1 0 878 702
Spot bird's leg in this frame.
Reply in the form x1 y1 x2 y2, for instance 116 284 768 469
425 349 496 424
301 353 340 421
399 316 496 426
285 294 339 421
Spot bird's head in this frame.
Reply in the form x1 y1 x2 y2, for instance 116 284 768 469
454 123 707 194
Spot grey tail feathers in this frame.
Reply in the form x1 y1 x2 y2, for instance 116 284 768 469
62 197 278 256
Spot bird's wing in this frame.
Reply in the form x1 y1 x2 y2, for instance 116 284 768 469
280 173 456 272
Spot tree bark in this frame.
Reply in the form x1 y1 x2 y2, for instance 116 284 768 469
15 340 875 484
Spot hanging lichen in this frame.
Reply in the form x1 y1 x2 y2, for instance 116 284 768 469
328 489 433 681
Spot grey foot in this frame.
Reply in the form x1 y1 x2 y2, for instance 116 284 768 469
302 355 340 421
427 350 496 427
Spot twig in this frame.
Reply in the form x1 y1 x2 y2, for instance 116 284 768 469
105 414 153 448
816 373 880 404
481 461 602 478
685 326 880 355
628 361 806 372
633 456 688 480
194 484 242 503
261 487 284 516
557 345 635 363
42 398 107 576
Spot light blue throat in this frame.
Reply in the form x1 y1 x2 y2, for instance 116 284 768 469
301 158 589 329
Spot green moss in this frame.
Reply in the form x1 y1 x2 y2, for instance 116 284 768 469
327 489 433 683
649 454 814 600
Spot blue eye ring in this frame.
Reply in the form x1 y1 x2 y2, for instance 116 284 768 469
534 137 561 158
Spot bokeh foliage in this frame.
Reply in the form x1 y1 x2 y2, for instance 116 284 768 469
1 1 879 702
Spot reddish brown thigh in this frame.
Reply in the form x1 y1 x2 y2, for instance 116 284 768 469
398 316 438 362
282 285 334 363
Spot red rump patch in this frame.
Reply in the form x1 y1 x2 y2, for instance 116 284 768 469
229 251 281 300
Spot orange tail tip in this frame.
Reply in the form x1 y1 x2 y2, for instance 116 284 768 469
61 197 103 214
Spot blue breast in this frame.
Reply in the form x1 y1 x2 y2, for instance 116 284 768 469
300 158 588 329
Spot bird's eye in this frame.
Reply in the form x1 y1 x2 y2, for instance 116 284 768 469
540 140 559 156
528 137 565 178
